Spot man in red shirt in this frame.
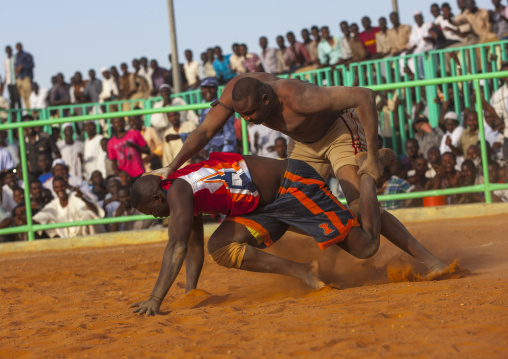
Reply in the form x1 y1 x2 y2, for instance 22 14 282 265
358 16 381 57
107 117 149 178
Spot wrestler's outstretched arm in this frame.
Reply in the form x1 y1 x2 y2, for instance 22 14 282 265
130 180 202 316
294 84 382 180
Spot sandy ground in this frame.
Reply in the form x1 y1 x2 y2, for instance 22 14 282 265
1 214 507 358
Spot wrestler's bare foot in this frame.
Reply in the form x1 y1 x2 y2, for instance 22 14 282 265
355 148 397 170
427 261 448 277
302 261 325 289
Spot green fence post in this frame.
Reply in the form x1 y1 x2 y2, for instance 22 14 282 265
18 135 35 241
473 79 492 203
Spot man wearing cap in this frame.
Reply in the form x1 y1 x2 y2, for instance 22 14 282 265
440 112 464 156
57 123 84 179
413 115 444 160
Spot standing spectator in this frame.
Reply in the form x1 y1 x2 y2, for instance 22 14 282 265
376 17 392 58
167 53 188 90
240 44 262 73
387 12 412 56
381 162 415 209
99 68 119 102
107 118 149 178
84 69 102 103
490 62 508 160
70 71 88 105
0 130 19 167
4 46 21 109
110 66 121 92
33 176 104 238
212 46 236 84
49 73 71 107
454 0 498 43
406 11 434 76
28 82 48 111
430 3 442 25
229 43 246 75
413 115 444 159
318 26 344 67
183 49 200 89
259 36 278 74
339 21 353 61
150 59 169 96
83 121 105 179
131 59 150 99
301 28 319 64
359 16 380 57
275 35 290 73
57 123 84 179
349 23 370 62
138 57 153 93
309 26 321 64
14 43 34 108
23 115 61 177
150 84 199 134
128 113 163 172
100 138 115 177
162 111 196 167
284 31 311 72
202 48 217 78
119 63 137 103
491 0 508 40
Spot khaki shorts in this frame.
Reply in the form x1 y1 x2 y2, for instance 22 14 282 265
287 110 367 179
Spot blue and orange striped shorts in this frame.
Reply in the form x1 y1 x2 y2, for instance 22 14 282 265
225 159 359 250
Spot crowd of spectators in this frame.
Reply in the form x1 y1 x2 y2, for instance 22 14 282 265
1 0 508 241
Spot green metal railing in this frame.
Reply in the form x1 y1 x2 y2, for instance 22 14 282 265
1 57 508 242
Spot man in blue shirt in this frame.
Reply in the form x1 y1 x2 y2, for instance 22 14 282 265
14 43 34 108
212 46 236 85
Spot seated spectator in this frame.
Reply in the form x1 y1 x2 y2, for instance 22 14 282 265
381 162 415 209
118 171 131 187
376 17 392 57
162 111 196 167
248 123 287 159
57 123 84 179
103 177 121 217
32 176 104 238
99 68 119 103
183 49 200 89
413 115 444 160
431 152 461 197
454 0 498 43
465 144 482 174
29 179 52 211
229 43 245 75
387 12 412 56
318 26 344 67
401 139 420 171
359 16 380 57
284 31 311 72
0 146 14 172
489 62 508 160
213 46 236 84
488 160 508 202
90 170 108 202
36 153 53 186
259 36 278 74
426 146 442 179
44 159 97 202
440 112 464 157
407 157 429 188
150 84 199 135
240 44 262 73
83 69 102 104
83 121 105 179
274 137 288 160
129 113 163 172
12 187 25 208
450 110 480 157
456 159 484 203
276 35 290 73
109 186 158 232
107 118 149 179
1 170 22 214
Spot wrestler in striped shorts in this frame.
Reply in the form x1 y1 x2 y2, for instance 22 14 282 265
225 158 359 250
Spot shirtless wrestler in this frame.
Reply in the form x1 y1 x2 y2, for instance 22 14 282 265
130 150 395 316
148 73 446 275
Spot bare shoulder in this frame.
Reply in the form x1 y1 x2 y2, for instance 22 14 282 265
219 73 281 103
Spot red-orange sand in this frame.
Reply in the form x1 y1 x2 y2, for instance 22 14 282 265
1 214 508 358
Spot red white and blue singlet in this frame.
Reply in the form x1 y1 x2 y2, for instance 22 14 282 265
160 152 259 216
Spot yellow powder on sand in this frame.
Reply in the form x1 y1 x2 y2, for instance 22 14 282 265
185 289 211 297
387 259 469 283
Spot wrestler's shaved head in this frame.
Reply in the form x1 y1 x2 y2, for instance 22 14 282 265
232 77 265 102
131 175 161 209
